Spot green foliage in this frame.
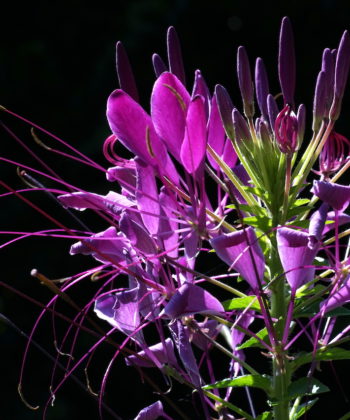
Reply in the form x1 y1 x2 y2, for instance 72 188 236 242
222 296 261 312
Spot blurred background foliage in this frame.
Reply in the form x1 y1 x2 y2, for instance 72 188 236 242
1 0 350 418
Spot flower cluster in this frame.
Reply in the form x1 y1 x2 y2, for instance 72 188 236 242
2 16 350 420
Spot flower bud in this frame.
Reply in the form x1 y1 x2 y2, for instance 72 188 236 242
274 104 298 154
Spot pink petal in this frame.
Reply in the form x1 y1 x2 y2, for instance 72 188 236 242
151 72 190 160
180 95 207 174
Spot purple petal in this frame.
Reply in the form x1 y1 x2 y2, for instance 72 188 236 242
107 90 167 166
222 138 238 168
158 189 179 258
255 57 270 121
70 226 130 265
210 227 265 290
278 16 296 107
135 158 160 235
190 319 219 351
321 276 350 313
116 41 139 102
162 283 224 318
151 72 190 161
207 95 226 169
330 31 350 120
169 320 201 387
58 191 134 214
152 53 167 77
134 401 166 420
180 95 207 174
106 166 136 195
308 203 329 249
167 26 186 85
237 46 254 117
94 289 142 338
311 180 350 211
126 338 178 368
323 211 350 235
277 227 318 291
120 213 157 254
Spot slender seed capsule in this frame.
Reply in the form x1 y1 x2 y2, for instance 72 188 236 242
255 57 270 121
278 16 296 107
330 30 350 121
237 46 255 118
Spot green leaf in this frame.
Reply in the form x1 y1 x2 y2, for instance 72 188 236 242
286 206 312 219
292 199 310 207
243 215 272 231
292 347 350 371
256 411 273 420
295 300 350 318
223 296 261 312
296 284 326 298
288 377 329 398
237 327 270 350
287 220 310 229
293 398 318 419
203 374 272 394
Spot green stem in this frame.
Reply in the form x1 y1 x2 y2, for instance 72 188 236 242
282 154 292 223
270 246 291 420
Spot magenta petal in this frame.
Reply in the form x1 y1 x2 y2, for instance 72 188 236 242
162 283 223 318
277 227 318 291
311 180 350 211
116 41 139 103
323 211 350 235
180 95 207 174
58 191 135 214
134 401 166 420
70 227 130 265
94 289 142 338
308 203 329 249
158 189 179 258
192 69 210 118
321 276 350 313
126 338 178 368
190 319 219 351
210 227 265 290
120 213 157 255
169 320 201 387
107 90 166 165
151 72 190 160
135 158 160 235
207 95 226 170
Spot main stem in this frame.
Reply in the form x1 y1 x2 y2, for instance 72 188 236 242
270 245 290 420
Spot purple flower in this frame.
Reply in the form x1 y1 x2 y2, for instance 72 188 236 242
277 227 319 291
210 227 265 291
134 400 169 420
311 180 350 211
161 283 223 318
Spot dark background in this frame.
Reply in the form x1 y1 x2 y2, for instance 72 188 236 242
1 0 350 419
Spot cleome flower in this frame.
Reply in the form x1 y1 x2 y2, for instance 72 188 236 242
2 15 350 420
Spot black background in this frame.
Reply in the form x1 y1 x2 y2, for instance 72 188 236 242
1 0 350 419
